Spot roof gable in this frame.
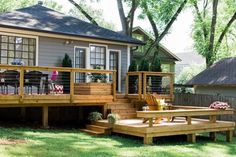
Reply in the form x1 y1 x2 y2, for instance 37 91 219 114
0 5 143 45
187 57 236 85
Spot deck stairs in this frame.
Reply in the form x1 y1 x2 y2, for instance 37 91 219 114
80 94 137 135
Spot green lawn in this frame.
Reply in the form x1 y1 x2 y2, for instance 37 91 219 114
0 127 235 157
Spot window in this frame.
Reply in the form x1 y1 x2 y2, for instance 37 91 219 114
90 45 106 69
0 35 36 66
161 64 171 72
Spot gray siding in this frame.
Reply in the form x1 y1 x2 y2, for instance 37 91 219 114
38 37 128 92
195 85 236 97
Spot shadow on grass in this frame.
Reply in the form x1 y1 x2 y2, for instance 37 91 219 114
0 127 235 157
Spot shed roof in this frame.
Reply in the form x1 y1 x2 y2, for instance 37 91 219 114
187 57 236 86
0 4 144 45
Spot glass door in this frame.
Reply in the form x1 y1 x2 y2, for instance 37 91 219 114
74 47 86 83
109 51 119 90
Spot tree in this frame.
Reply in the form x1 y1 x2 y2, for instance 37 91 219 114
68 0 115 30
191 0 236 67
139 0 188 63
0 0 62 13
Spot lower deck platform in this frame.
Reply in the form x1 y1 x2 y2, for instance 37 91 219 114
95 117 235 144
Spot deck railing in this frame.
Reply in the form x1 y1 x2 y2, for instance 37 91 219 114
126 71 174 100
0 64 116 102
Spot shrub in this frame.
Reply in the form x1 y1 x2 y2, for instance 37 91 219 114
107 113 119 124
88 112 103 122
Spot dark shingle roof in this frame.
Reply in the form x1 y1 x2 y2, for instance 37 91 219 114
187 57 236 85
0 4 144 45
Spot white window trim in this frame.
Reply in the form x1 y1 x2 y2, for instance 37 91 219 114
0 31 39 66
89 43 108 70
127 46 131 71
74 46 90 82
108 49 122 92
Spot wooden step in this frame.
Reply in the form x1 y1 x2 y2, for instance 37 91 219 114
111 108 136 114
94 121 109 127
108 103 135 109
116 98 130 103
116 94 126 99
80 129 104 135
86 124 110 133
118 113 137 119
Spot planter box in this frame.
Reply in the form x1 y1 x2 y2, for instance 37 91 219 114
74 83 112 95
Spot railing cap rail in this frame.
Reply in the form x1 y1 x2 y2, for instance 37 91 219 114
0 64 116 73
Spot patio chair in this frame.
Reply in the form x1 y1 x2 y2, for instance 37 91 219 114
2 70 20 94
24 71 43 94
143 93 163 124
0 72 5 94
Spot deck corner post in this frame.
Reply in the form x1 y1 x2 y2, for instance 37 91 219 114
226 130 233 142
187 134 196 143
113 71 117 101
42 106 49 128
144 136 153 145
70 69 75 104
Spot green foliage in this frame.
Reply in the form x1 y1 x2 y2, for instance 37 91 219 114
192 0 236 66
176 64 205 84
62 54 72 67
139 59 149 71
151 57 162 72
107 113 120 124
128 60 138 72
139 0 185 33
0 0 62 13
88 65 107 83
88 111 103 122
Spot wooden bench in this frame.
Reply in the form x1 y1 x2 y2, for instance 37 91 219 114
137 107 235 144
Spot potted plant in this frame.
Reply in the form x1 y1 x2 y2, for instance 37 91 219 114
88 111 103 123
62 53 72 94
107 113 120 125
74 65 112 95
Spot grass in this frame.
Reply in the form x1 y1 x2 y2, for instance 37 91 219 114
0 127 235 157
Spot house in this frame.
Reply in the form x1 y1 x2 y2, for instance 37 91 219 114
0 2 144 93
132 26 181 72
187 57 236 97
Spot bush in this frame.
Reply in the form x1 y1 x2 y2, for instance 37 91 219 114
107 113 119 124
139 59 149 71
62 54 72 94
88 112 103 122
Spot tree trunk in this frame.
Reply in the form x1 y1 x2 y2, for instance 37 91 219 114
207 0 218 67
117 0 127 35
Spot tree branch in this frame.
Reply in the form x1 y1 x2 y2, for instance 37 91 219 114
193 1 208 40
144 0 187 58
127 0 139 36
214 12 236 53
68 0 98 26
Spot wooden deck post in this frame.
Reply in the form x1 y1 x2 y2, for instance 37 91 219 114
187 134 196 143
126 74 129 96
148 118 153 127
70 69 74 103
209 132 216 141
19 68 24 102
187 116 191 125
113 71 116 101
42 106 49 128
138 73 142 100
144 136 153 145
103 104 108 118
226 130 233 142
143 73 147 99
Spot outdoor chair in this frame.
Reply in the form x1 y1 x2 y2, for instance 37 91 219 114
143 93 163 124
0 72 5 94
2 70 20 94
24 71 43 94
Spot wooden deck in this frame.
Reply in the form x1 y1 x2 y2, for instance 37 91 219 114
95 117 235 145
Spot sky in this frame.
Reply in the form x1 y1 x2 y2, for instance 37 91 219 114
53 0 194 54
